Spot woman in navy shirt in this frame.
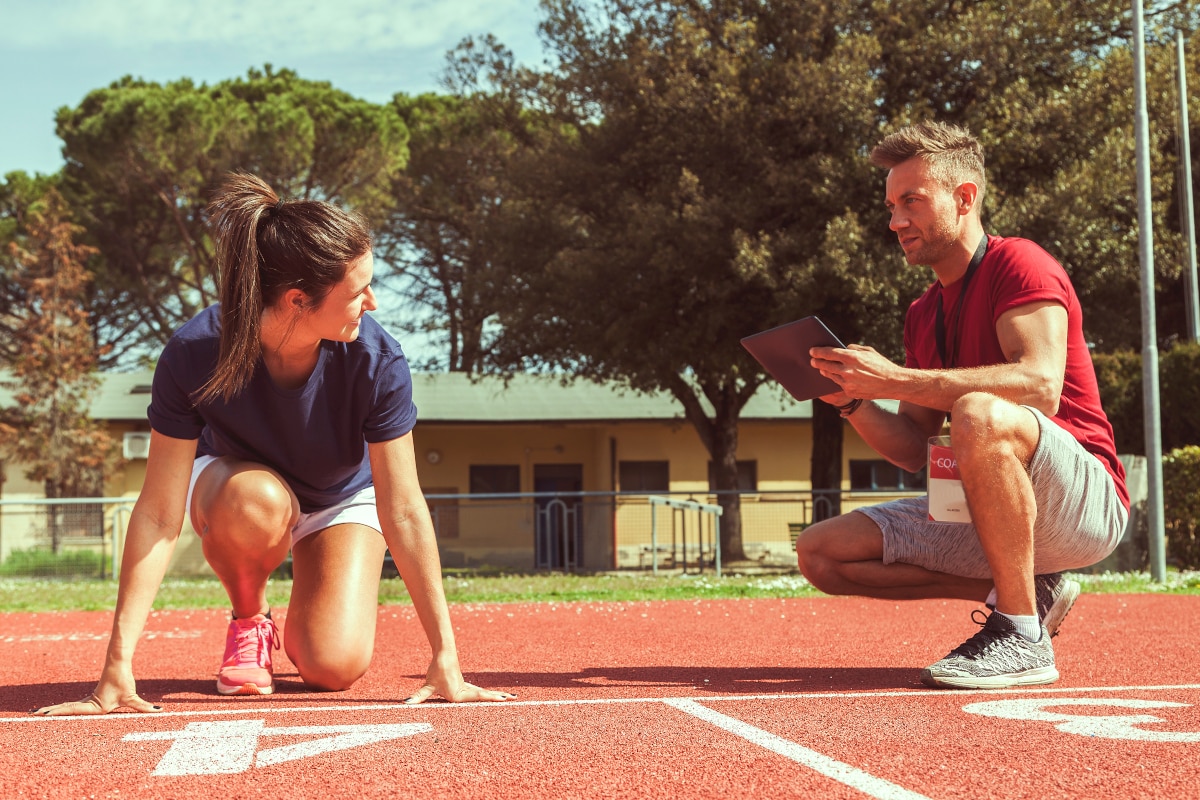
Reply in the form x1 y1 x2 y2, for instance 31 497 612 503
34 173 514 713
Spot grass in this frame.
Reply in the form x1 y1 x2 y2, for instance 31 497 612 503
0 568 1197 614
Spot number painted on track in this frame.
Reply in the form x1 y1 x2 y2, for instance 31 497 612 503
124 720 434 775
962 698 1200 742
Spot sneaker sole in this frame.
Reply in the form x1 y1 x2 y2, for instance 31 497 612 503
1043 580 1081 638
920 665 1059 690
216 680 275 696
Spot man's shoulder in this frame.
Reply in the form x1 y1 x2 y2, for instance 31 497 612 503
986 234 1060 265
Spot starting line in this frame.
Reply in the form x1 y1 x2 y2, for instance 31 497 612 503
6 684 1198 796
8 682 1200 723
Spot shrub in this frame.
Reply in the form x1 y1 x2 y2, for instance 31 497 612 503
1163 446 1200 570
1091 348 1143 454
0 547 105 578
1093 342 1200 454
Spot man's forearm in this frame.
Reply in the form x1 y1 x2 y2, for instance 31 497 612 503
845 400 935 474
881 362 1061 417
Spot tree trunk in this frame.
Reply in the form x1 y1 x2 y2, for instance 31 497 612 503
666 376 752 564
709 416 747 563
809 401 845 521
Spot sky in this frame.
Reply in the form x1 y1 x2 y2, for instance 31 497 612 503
0 0 548 177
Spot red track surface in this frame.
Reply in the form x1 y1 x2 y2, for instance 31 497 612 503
2 594 1198 799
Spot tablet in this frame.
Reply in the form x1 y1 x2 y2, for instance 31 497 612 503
740 316 846 402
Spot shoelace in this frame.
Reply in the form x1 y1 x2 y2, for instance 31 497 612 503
947 609 1005 659
231 617 280 667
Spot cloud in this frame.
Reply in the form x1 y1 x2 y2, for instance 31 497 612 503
1 0 539 55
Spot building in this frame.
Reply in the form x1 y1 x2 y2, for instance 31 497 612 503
2 372 922 574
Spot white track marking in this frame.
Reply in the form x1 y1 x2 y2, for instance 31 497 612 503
8 684 1200 723
665 699 934 800
124 720 433 775
963 698 1200 742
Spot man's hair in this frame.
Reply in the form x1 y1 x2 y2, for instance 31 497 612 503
870 121 987 202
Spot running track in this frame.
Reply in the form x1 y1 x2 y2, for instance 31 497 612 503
2 594 1198 799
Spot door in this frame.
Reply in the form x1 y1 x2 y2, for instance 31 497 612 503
534 464 583 570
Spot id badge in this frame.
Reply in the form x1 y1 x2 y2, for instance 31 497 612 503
927 435 972 522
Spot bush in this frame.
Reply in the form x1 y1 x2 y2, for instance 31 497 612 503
1091 348 1143 454
1092 341 1200 454
1163 446 1200 570
0 547 106 578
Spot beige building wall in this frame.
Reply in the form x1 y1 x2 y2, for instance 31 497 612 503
5 409 901 574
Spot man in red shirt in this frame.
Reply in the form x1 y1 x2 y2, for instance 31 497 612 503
798 121 1129 689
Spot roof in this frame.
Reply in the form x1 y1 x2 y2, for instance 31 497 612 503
5 370 813 423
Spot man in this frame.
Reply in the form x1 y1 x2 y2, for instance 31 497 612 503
798 121 1129 689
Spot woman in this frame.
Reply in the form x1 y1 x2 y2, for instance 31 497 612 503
34 173 513 714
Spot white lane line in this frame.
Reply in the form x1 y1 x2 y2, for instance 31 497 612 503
665 698 934 800
8 683 1200 723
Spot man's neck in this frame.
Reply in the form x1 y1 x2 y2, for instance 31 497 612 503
934 228 987 287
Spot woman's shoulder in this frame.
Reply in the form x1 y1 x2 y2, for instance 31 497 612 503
350 314 406 359
170 304 223 343
160 305 221 365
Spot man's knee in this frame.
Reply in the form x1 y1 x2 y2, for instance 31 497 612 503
794 516 871 595
950 392 1037 465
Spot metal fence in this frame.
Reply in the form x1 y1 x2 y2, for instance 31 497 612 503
424 489 922 573
0 497 134 579
0 489 923 579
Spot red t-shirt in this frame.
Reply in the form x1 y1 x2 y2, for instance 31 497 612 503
904 234 1129 509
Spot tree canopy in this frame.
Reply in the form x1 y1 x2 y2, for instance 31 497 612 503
54 66 409 366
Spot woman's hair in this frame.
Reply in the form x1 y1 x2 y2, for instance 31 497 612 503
869 120 987 204
194 172 372 404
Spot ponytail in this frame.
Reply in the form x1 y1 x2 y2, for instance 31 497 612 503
194 172 372 404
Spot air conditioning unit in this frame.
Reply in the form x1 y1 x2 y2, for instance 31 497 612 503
123 432 152 460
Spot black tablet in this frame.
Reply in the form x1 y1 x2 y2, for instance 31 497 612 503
740 316 846 402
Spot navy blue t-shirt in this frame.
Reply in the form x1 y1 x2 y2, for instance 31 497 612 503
148 305 418 512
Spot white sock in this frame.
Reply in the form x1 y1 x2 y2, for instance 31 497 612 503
985 587 998 608
995 611 1042 642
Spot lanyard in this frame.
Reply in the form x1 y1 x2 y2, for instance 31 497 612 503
935 235 988 368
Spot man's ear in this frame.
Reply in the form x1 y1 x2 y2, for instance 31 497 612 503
956 182 980 215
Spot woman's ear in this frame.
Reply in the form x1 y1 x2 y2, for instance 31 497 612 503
280 288 309 313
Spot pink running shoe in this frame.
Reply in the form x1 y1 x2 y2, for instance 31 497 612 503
216 613 280 696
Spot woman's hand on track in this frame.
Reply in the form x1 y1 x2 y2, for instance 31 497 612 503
31 680 163 716
403 654 516 705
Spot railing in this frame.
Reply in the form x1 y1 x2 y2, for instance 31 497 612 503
0 489 924 578
0 497 135 579
422 488 922 572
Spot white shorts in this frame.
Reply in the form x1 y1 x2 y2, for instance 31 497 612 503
186 455 383 546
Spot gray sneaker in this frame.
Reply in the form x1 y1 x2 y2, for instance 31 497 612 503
1036 573 1080 638
985 573 1081 638
921 611 1059 689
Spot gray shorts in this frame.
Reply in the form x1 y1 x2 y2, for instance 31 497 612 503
857 407 1128 579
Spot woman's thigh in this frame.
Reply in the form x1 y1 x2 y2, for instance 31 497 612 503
285 523 386 687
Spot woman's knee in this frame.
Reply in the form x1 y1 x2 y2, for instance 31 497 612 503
290 644 373 691
200 465 299 536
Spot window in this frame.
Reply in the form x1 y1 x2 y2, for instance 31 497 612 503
707 460 758 491
849 459 926 491
619 460 669 492
469 465 520 494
